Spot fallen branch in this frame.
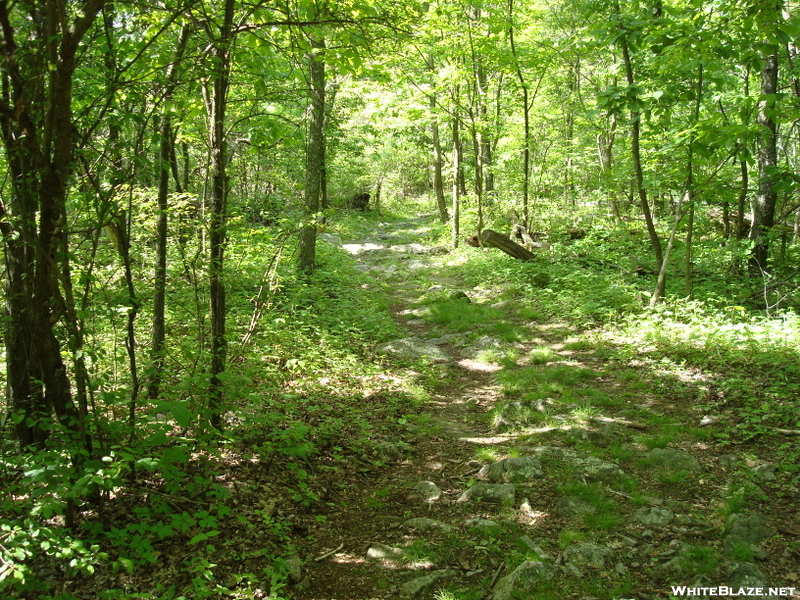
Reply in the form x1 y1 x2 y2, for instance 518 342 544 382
315 542 345 562
771 427 800 435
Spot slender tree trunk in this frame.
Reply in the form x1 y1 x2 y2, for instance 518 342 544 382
298 37 326 273
735 67 751 241
207 0 235 430
509 0 530 227
427 55 448 222
148 27 190 401
750 45 779 273
619 27 663 278
451 114 461 249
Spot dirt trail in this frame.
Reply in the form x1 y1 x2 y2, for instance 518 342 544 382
292 217 798 600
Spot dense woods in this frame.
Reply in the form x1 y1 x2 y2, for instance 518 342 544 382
2 0 800 597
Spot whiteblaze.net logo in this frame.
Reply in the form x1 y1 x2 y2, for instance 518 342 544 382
668 587 798 597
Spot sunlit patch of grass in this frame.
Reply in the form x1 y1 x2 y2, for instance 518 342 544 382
558 482 621 531
637 433 675 449
558 529 585 548
529 347 556 364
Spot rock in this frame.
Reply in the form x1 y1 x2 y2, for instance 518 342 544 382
457 483 516 505
377 337 451 363
528 446 627 483
751 463 776 480
448 290 471 302
480 456 544 483
399 570 457 597
723 513 774 552
645 448 703 472
634 507 674 528
373 441 407 462
491 561 555 600
553 497 597 519
412 481 442 503
400 518 454 533
285 555 303 584
366 543 405 565
725 562 768 596
563 542 615 570
719 454 740 468
464 517 500 531
567 426 619 447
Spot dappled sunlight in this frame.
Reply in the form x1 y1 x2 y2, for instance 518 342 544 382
456 358 504 372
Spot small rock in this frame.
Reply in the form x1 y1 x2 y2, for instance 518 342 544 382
529 446 627 483
400 518 454 533
635 507 674 528
723 513 774 552
411 481 442 503
284 555 304 584
725 562 768 596
447 290 471 302
480 456 544 483
400 570 457 598
553 497 597 519
645 448 703 472
464 517 500 531
491 561 555 600
563 542 615 570
457 483 516 505
751 463 776 481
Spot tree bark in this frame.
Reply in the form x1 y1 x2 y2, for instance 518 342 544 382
148 26 190 402
750 44 779 272
619 23 663 274
298 37 326 273
207 0 235 429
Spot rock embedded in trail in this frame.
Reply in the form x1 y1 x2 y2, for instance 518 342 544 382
490 561 555 600
366 543 405 565
411 481 442 503
553 496 597 519
563 542 616 571
723 513 774 552
400 518 454 533
525 446 627 483
457 483 516 505
399 569 457 598
645 447 703 472
635 507 675 528
479 456 544 483
377 337 451 363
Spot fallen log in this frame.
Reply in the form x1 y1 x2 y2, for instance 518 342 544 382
479 229 536 261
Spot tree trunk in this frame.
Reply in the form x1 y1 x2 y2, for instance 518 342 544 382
619 26 663 276
148 27 190 402
749 45 779 273
298 37 326 273
0 0 104 453
427 55 448 222
207 0 235 430
509 0 530 227
451 113 461 249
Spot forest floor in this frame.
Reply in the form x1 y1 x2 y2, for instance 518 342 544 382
283 215 800 600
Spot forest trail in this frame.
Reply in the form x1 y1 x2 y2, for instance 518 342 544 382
293 216 797 600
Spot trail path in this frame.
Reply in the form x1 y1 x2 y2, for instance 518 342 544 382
293 217 796 600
